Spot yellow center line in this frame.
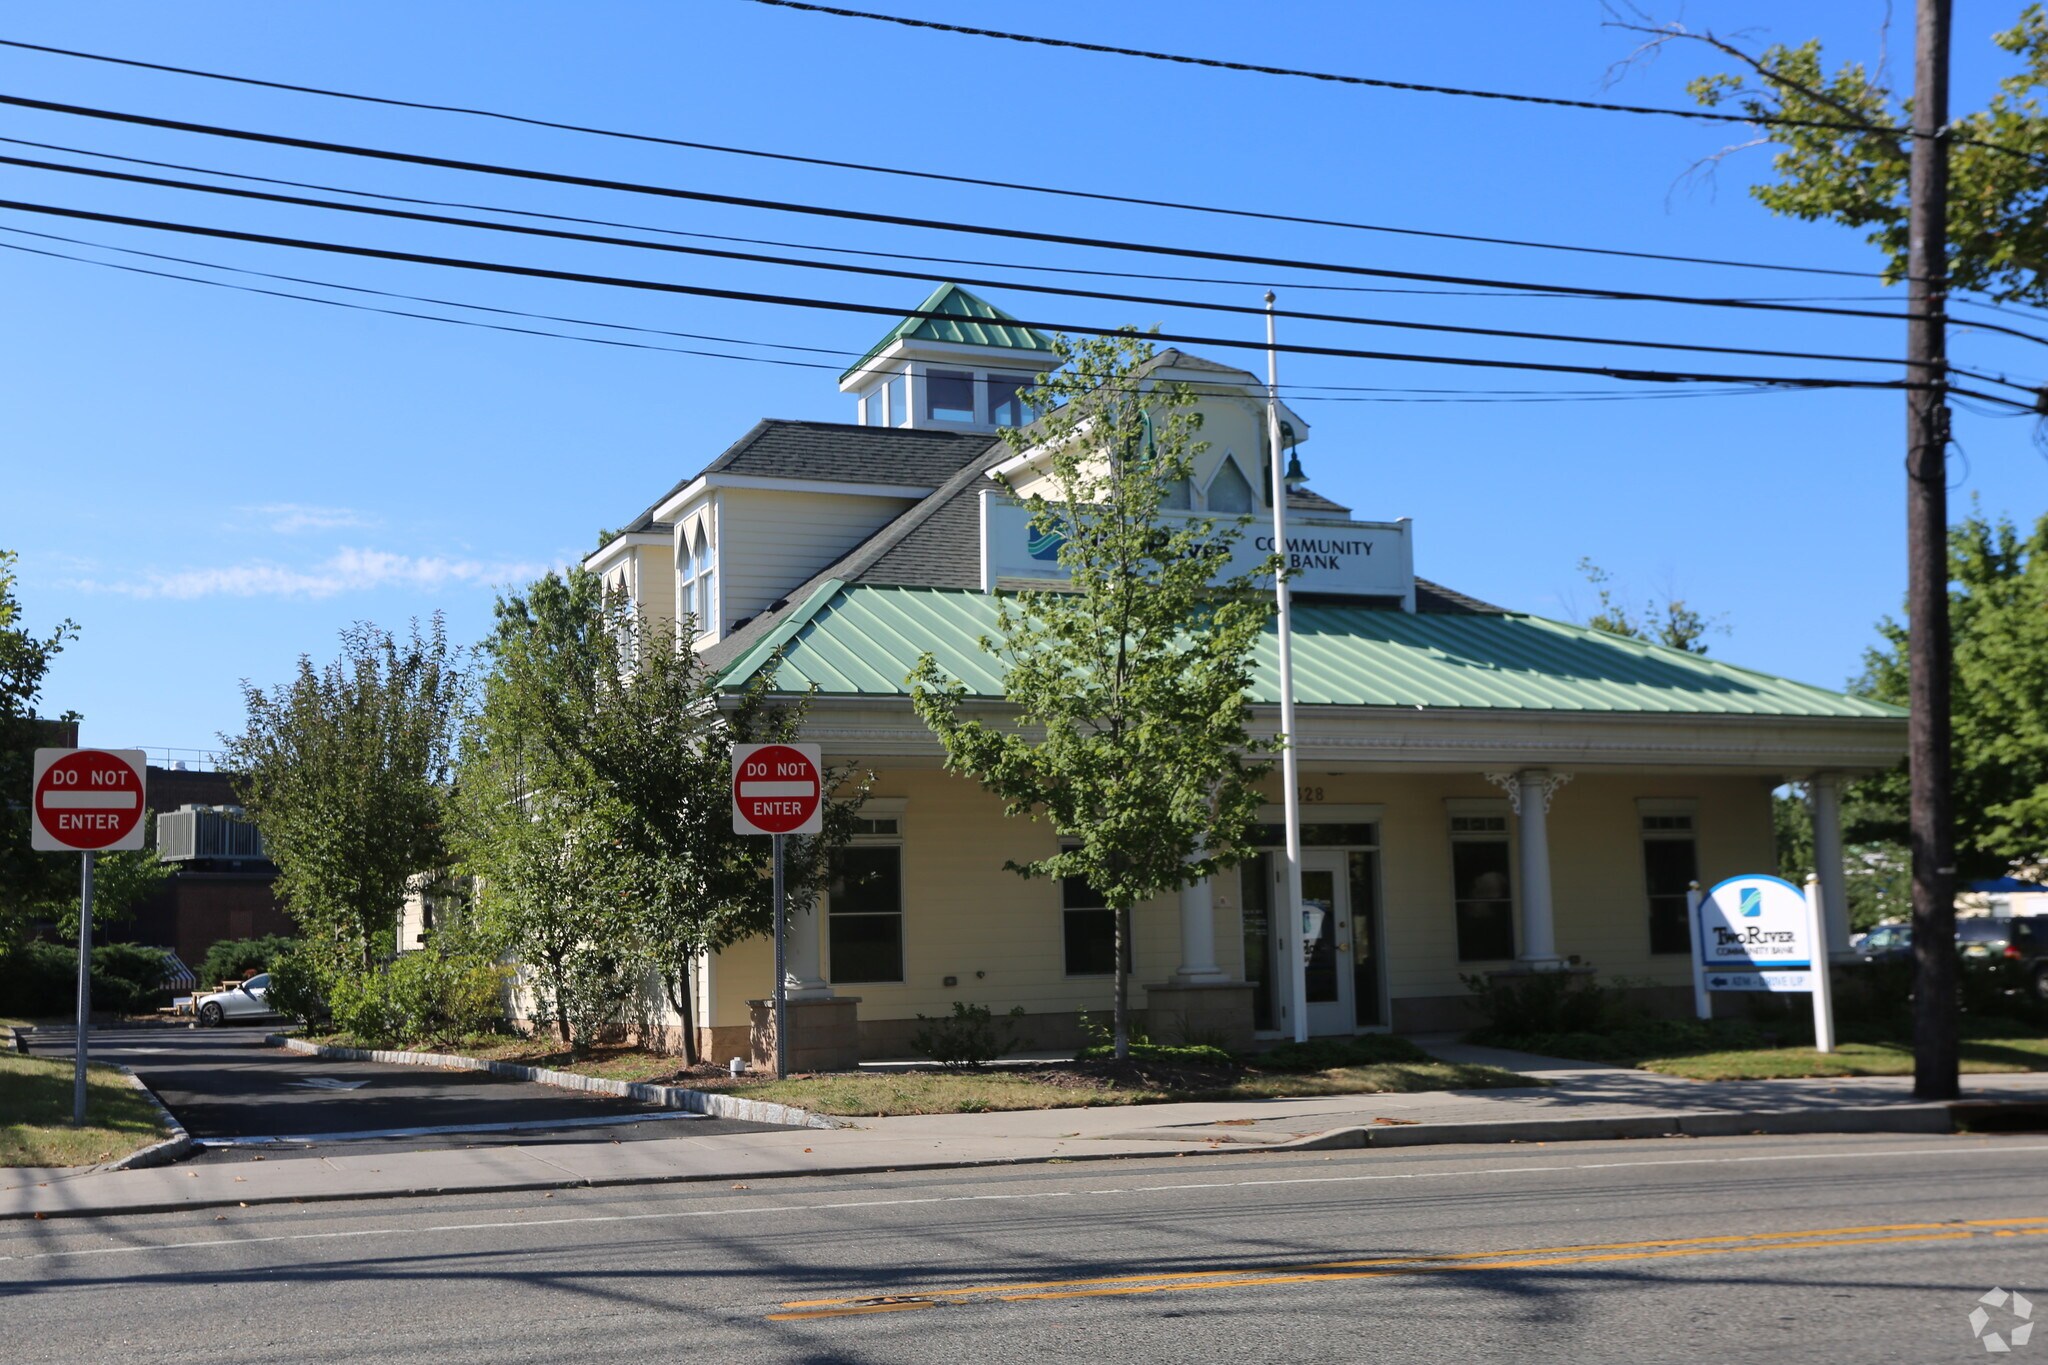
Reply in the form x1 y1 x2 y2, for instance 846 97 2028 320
767 1217 2048 1320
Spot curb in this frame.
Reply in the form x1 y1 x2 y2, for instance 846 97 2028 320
0 1141 1213 1223
102 1065 197 1171
1273 1102 1960 1151
266 1035 847 1131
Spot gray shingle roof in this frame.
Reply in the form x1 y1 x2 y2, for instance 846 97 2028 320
623 420 1001 533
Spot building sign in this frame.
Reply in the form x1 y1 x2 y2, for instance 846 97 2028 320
1696 874 1813 975
978 492 1414 603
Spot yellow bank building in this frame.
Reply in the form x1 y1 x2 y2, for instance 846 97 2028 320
583 285 1905 1064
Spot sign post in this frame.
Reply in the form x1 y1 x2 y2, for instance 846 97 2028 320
31 748 147 1126
732 742 824 1080
1694 873 1836 1054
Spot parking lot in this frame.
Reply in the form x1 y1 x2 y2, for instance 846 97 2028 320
24 1025 781 1160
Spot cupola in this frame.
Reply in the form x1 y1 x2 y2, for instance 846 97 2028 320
840 283 1058 432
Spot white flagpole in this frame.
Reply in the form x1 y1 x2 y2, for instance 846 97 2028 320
1265 293 1308 1044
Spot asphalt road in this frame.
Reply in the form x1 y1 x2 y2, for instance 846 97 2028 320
5 1131 2045 1362
23 1027 778 1158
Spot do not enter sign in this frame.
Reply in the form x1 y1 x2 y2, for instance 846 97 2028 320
32 749 148 852
732 742 823 836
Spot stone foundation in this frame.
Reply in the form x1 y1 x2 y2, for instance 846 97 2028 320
1142 981 1256 1053
748 997 862 1074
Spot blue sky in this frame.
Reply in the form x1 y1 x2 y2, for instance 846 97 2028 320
4 1 2043 753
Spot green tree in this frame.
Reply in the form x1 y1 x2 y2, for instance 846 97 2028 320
1774 788 1911 932
1849 508 2048 880
1618 5 2048 300
0 549 79 951
222 618 467 974
1576 557 1722 654
910 332 1277 1059
461 569 867 1057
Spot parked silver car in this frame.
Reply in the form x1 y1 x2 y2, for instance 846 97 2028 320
194 973 275 1026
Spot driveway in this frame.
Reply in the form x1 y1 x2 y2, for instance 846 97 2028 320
25 1026 780 1159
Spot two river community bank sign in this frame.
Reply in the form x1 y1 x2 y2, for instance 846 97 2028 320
978 492 1416 601
1691 873 1837 1049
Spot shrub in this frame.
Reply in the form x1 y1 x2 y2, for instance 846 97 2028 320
264 950 330 1026
911 1001 1029 1069
1248 1035 1429 1072
1463 970 1638 1043
323 942 508 1046
198 934 300 989
0 942 174 1017
1075 1041 1234 1066
90 943 172 1014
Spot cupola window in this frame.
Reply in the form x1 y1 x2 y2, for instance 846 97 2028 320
925 369 976 423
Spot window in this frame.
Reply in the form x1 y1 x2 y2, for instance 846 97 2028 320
1205 455 1256 513
925 369 975 423
887 374 907 426
678 525 715 637
1161 474 1194 510
861 388 882 426
1640 804 1699 955
827 844 902 983
987 374 1030 427
1450 813 1516 960
1060 846 1116 976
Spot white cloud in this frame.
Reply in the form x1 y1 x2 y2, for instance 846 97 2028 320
239 503 380 534
72 546 549 600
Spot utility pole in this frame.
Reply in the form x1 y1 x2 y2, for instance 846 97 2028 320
1907 0 1957 1102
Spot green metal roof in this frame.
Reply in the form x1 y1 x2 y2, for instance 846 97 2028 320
730 584 1904 720
840 283 1059 382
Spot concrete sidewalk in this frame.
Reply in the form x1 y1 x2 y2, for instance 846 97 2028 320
6 1043 2045 1222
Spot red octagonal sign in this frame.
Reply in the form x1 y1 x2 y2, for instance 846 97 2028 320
32 748 148 852
731 742 823 836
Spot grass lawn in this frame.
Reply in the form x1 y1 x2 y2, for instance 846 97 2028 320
1638 1034 2048 1081
0 1053 168 1167
725 1059 1527 1117
298 1032 1529 1116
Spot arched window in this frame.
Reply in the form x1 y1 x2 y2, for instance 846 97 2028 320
679 524 716 638
1205 455 1256 514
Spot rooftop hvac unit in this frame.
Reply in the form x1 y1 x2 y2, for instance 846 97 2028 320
157 805 266 862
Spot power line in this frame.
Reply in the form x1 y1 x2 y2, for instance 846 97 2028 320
9 149 1964 375
742 0 2048 169
738 0 1893 136
0 134 1928 308
6 193 2013 401
2 92 2017 333
0 228 1806 405
0 32 1893 282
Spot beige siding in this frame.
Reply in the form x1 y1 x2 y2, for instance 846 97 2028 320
704 767 1777 1031
716 488 918 625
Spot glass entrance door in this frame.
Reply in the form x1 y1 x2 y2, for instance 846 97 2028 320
1301 852 1353 1035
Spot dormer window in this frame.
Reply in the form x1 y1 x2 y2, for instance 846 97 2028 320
1205 455 1256 514
860 388 883 426
887 373 907 427
926 369 976 424
680 524 717 638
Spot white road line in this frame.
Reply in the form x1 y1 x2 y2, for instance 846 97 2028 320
4 1140 2042 1266
192 1110 708 1148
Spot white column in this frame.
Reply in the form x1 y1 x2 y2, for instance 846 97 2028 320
1173 849 1226 983
784 894 832 1000
1809 774 1853 958
1516 769 1563 968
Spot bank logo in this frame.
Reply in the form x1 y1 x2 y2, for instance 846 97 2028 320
1972 1287 2034 1352
1026 519 1067 562
1739 888 1763 918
